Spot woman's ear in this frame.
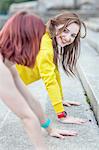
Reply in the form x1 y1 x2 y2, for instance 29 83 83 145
55 26 58 35
50 19 55 25
80 21 87 38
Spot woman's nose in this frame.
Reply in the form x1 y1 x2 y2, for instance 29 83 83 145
65 35 71 42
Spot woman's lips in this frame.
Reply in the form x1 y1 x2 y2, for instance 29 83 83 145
62 39 67 44
61 38 69 44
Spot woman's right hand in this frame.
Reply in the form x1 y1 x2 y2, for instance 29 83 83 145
46 126 77 139
47 128 77 139
58 115 86 125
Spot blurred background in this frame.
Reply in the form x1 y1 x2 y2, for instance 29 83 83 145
0 1 99 150
0 0 98 125
0 0 99 26
0 0 99 125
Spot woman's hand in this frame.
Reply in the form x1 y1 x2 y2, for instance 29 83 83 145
63 101 80 107
58 115 86 125
47 128 77 139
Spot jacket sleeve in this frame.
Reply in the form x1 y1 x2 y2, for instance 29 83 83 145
16 65 35 85
37 50 64 114
55 68 63 99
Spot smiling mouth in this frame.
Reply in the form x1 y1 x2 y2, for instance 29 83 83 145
59 36 69 44
62 40 67 44
61 38 70 44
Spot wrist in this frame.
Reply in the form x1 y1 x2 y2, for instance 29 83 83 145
46 126 53 134
57 111 67 119
41 118 51 129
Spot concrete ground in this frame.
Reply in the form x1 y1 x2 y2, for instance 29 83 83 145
0 60 99 150
77 20 99 124
0 3 99 149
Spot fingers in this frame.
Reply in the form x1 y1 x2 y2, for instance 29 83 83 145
73 118 87 124
50 132 65 139
59 130 78 136
56 133 65 139
63 101 81 107
58 116 87 124
79 119 86 123
69 101 80 106
60 120 82 125
50 129 77 139
63 102 71 107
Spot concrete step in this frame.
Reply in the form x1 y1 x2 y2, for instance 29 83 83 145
8 1 99 21
0 66 99 149
85 28 99 54
77 40 99 125
0 15 8 29
85 18 99 32
36 9 99 23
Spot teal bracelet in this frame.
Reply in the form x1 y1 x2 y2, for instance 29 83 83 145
41 119 51 129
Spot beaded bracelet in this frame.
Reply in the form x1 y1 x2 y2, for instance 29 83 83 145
41 119 51 129
57 111 67 119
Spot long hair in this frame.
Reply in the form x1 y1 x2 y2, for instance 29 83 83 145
46 11 86 76
0 11 46 67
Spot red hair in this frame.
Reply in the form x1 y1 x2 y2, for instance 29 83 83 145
0 11 46 67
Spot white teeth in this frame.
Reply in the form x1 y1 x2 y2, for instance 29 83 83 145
62 39 67 44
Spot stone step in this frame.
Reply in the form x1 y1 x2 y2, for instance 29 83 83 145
85 18 99 32
0 15 8 29
86 28 99 53
77 40 99 124
1 3 99 29
8 1 38 15
86 28 99 54
36 9 99 22
8 1 99 22
0 62 99 149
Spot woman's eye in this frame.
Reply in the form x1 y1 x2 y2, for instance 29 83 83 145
63 29 68 33
71 34 76 38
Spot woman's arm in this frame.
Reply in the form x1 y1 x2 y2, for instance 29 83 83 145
10 65 47 123
37 50 64 114
55 68 64 99
9 66 77 138
0 61 32 116
0 61 48 149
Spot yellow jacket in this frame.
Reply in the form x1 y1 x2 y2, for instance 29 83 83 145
16 32 64 114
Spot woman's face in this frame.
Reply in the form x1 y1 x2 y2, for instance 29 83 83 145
55 23 79 47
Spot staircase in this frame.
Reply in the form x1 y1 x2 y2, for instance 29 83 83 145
77 21 99 125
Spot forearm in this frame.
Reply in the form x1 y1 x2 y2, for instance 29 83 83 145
45 81 64 114
55 69 64 99
13 74 54 134
0 64 29 115
11 67 46 123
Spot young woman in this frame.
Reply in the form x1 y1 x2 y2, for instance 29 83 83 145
0 12 78 150
16 11 86 125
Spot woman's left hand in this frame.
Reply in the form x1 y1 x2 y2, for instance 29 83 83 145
48 128 77 139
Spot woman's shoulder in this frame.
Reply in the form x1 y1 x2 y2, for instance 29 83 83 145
40 32 53 51
37 33 54 62
42 32 52 41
